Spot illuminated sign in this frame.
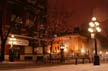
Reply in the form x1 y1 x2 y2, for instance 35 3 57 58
7 38 29 46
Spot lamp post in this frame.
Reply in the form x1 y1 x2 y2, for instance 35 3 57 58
8 35 16 62
9 35 16 48
81 48 85 64
60 43 65 63
88 17 101 65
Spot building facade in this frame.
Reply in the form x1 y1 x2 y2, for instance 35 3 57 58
1 0 108 63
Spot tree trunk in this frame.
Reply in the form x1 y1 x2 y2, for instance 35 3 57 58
0 40 6 61
0 0 13 61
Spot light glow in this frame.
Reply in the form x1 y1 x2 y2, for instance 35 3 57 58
89 22 94 27
9 38 16 41
56 50 60 53
95 22 99 26
88 17 101 39
11 35 14 38
60 44 65 49
92 17 96 21
64 48 67 52
96 27 101 32
8 41 16 44
99 51 102 54
8 34 16 48
93 50 95 54
47 50 51 54
81 48 85 54
91 33 95 38
88 28 93 32
106 52 108 54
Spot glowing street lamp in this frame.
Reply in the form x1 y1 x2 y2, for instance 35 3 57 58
9 35 16 48
8 34 16 62
60 43 65 62
88 17 101 65
81 48 85 55
60 44 65 49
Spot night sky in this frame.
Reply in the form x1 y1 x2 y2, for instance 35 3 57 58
48 0 108 37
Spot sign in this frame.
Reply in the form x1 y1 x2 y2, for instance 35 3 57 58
7 38 29 46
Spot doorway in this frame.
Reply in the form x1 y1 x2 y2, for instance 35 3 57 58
14 46 22 61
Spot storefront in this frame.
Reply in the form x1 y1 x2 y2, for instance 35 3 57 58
5 35 30 61
44 34 89 63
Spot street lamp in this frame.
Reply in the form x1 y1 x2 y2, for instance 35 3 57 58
8 35 16 62
60 43 65 63
88 17 101 65
9 35 16 48
81 48 85 55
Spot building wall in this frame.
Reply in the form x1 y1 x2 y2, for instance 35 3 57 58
46 34 88 58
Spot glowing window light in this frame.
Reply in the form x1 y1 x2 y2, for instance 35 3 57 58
56 50 60 53
93 50 95 54
106 52 108 54
81 48 85 54
99 51 102 54
47 50 50 54
64 48 67 52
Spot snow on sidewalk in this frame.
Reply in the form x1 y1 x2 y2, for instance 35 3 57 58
1 63 108 71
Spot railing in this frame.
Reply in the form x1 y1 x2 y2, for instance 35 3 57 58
41 56 91 64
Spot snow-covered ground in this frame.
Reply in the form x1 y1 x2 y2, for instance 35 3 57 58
1 63 108 71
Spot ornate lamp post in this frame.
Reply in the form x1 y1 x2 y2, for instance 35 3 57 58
9 35 16 48
8 35 16 62
88 17 101 65
60 43 65 63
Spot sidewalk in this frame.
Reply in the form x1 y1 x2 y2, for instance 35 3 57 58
0 63 108 71
0 61 34 64
0 61 68 70
1 61 106 70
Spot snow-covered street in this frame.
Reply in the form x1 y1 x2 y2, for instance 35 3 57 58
1 63 108 71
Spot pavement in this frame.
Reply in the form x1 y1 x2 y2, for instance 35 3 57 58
0 61 108 71
0 61 68 70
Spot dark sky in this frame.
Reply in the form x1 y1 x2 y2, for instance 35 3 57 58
48 0 108 37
